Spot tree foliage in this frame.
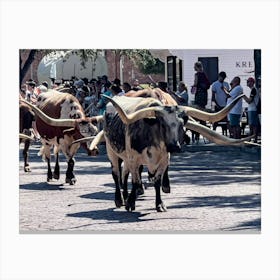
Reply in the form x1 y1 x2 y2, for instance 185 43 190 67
114 49 165 74
19 49 164 87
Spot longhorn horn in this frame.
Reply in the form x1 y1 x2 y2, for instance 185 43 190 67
103 95 163 125
90 130 105 150
89 115 104 123
185 120 254 146
180 94 245 123
20 99 76 127
70 136 96 146
19 133 34 141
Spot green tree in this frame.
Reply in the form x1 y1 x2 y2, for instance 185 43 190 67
19 49 164 87
116 49 164 75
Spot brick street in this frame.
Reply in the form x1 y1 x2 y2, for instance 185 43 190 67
19 143 261 233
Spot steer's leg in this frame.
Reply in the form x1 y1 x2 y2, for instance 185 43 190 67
112 159 124 208
43 144 53 182
122 162 129 202
137 165 145 196
53 152 60 180
65 157 76 185
155 175 167 212
23 140 31 172
162 167 170 193
46 157 53 181
126 169 141 212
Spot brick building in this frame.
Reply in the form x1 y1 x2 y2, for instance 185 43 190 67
105 50 165 85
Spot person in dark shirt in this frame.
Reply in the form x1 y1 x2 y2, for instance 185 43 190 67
191 61 210 142
243 77 260 143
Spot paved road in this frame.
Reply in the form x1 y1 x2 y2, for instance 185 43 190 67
19 143 261 233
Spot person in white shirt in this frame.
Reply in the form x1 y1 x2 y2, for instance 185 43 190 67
223 76 243 139
25 79 37 103
211 71 230 132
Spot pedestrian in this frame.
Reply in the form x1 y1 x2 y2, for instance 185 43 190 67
223 76 243 139
96 81 112 115
25 79 37 104
110 84 124 96
191 61 210 142
131 79 142 91
172 81 189 106
191 61 210 109
243 77 260 143
211 71 230 133
123 82 132 93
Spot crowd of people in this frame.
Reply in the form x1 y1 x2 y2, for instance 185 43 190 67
191 61 261 143
20 62 261 144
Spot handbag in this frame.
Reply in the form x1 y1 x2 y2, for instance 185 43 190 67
191 86 197 94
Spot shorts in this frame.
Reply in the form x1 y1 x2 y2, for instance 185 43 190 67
228 114 241 126
248 110 259 126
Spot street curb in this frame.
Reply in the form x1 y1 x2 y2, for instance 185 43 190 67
181 144 261 154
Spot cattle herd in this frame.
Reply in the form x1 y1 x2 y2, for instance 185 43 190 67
19 88 252 212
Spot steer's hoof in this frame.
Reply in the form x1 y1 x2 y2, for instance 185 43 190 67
115 198 124 208
24 166 31 172
162 185 170 193
53 173 60 180
156 203 167 212
66 177 76 185
125 201 135 212
136 185 145 196
47 177 52 182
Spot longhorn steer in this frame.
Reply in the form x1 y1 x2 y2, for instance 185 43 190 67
19 103 35 172
20 90 98 184
99 94 251 212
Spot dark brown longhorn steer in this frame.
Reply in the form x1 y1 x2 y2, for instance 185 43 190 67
96 94 252 212
20 90 99 184
19 103 35 172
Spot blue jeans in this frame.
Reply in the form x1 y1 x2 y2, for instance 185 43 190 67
228 114 241 126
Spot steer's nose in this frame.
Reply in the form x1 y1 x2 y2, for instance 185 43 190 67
167 141 181 153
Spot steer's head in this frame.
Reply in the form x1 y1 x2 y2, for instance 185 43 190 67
154 106 188 153
76 119 98 137
20 99 100 139
104 95 188 153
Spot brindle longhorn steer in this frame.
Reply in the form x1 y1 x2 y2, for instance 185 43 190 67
99 94 251 212
20 90 99 184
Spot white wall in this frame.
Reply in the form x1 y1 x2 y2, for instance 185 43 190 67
170 49 255 109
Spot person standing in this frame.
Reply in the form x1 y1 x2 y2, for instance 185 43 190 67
223 76 243 139
243 77 260 143
211 71 230 132
191 61 210 142
192 61 210 109
25 79 37 103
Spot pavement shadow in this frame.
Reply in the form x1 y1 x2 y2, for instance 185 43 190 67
80 191 114 201
67 208 153 224
169 151 261 187
168 193 261 210
223 218 261 231
20 182 66 191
